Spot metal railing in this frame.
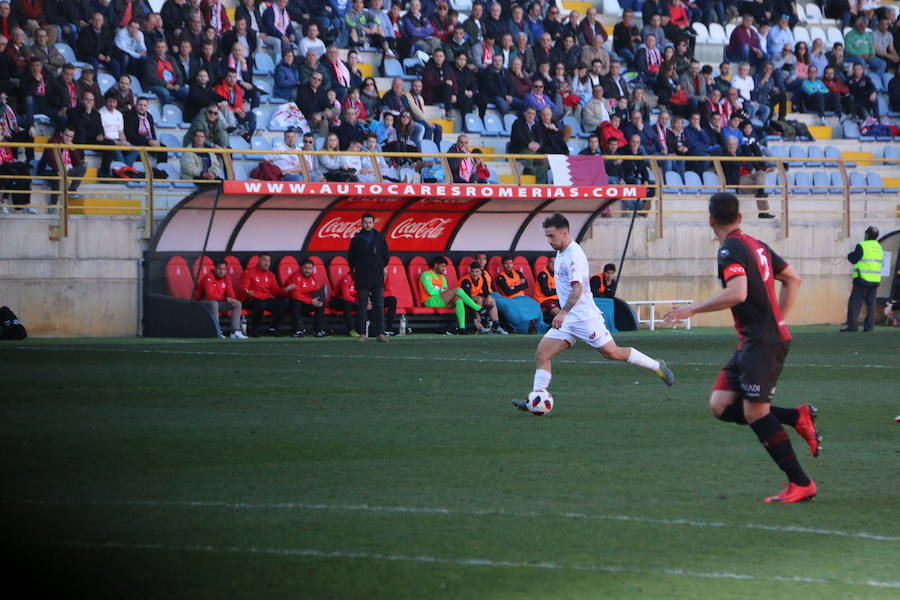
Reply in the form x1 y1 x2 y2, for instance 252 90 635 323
0 141 897 240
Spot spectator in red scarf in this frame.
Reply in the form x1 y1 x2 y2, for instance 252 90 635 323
38 127 86 207
143 38 187 106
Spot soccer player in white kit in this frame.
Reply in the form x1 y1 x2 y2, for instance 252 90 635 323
515 213 674 410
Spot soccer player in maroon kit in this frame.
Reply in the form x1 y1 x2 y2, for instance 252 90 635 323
663 193 822 503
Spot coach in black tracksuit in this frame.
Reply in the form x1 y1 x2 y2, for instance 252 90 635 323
348 212 390 341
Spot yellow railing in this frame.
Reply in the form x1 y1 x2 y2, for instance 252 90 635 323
0 142 897 240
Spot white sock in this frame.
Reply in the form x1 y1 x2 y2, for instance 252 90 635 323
626 348 660 371
533 369 551 392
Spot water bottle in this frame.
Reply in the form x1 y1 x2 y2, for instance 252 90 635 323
399 314 407 336
240 315 247 336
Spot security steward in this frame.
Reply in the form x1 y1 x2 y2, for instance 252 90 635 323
841 226 883 332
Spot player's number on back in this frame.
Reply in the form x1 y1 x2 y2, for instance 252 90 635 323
755 248 770 282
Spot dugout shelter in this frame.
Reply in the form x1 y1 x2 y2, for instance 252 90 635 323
143 183 648 337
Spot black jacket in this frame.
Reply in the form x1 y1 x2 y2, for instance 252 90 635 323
66 106 104 144
478 66 510 98
509 116 543 153
348 229 390 289
76 26 115 61
124 109 158 145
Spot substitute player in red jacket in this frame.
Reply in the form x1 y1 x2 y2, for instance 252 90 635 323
283 258 328 337
239 253 288 336
663 193 821 504
194 259 246 338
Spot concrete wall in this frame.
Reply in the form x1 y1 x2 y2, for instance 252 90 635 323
581 220 865 327
0 216 146 337
0 214 880 336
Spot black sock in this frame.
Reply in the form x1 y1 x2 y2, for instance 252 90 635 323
717 401 747 424
750 414 810 486
770 405 799 427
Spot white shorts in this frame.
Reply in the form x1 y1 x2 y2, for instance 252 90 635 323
543 315 613 349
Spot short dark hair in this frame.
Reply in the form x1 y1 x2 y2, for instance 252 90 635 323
215 259 227 268
709 192 741 225
502 254 515 263
301 258 314 266
361 212 374 221
430 255 448 267
865 226 879 240
542 212 569 230
603 263 616 272
468 262 482 271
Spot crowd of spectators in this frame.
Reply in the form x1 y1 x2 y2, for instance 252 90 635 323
1 0 900 211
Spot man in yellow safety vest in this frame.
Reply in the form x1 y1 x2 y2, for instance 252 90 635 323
841 226 883 332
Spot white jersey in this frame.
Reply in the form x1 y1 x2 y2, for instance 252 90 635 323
555 240 602 322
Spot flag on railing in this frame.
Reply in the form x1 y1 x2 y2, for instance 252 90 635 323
547 155 608 186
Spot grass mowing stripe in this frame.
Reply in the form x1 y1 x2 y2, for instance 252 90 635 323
19 499 900 543
58 540 900 589
4 345 895 369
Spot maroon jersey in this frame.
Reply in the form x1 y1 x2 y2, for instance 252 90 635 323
717 229 791 346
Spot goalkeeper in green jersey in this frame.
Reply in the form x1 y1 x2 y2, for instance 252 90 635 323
418 255 483 333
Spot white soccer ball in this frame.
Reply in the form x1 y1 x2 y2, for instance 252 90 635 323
527 390 554 416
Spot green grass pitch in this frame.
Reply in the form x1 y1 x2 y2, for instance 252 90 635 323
1 327 898 599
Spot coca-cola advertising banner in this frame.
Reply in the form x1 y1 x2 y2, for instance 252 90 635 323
384 212 465 252
222 181 648 200
307 210 394 251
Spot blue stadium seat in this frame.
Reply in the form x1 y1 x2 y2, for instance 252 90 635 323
130 77 155 99
439 139 453 153
663 170 683 194
867 171 897 193
562 115 588 138
97 73 115 95
55 43 89 69
869 73 885 92
464 113 486 134
701 171 719 189
250 136 271 151
147 104 162 125
812 171 830 194
824 144 840 167
807 144 824 165
163 161 195 189
830 170 844 194
682 170 702 194
254 78 273 98
767 144 786 159
383 57 417 81
233 162 251 180
229 135 251 158
848 171 866 194
876 96 890 120
792 171 811 194
788 145 807 166
843 120 861 140
502 113 517 135
764 171 780 195
254 52 275 76
159 132 181 157
251 106 274 130
160 104 186 128
883 146 900 162
483 113 504 136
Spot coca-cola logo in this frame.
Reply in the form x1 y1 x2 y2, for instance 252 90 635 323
390 217 453 240
316 216 380 239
